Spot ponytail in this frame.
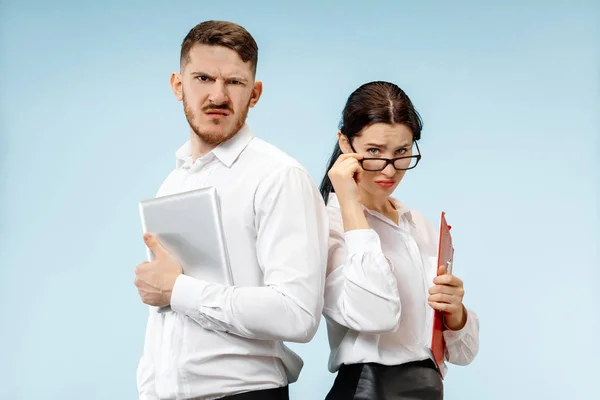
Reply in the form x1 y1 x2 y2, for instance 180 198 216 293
318 141 343 205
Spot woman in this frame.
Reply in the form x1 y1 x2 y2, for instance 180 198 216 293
319 81 479 400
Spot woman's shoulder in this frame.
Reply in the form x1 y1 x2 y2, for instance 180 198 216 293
389 196 438 236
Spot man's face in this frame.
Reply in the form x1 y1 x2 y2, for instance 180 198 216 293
170 44 262 145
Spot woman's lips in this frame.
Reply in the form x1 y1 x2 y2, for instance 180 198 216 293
375 180 395 189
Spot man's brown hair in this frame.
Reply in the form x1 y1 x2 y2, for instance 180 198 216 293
180 20 259 76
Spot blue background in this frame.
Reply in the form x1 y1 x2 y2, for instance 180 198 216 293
1 0 598 399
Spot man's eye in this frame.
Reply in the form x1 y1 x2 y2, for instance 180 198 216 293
367 148 379 155
198 76 209 81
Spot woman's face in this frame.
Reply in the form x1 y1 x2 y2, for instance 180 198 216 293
339 123 416 199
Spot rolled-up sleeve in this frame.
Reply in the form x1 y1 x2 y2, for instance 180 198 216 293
443 308 480 366
323 211 401 334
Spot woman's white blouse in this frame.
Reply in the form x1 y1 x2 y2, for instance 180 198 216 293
324 193 479 376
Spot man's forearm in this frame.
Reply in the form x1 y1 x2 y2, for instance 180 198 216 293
170 275 322 343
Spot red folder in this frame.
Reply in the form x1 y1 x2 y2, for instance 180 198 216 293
431 211 454 372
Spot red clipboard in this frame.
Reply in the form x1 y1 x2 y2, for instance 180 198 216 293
431 211 454 372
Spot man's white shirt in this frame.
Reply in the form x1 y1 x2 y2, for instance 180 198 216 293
136 125 329 400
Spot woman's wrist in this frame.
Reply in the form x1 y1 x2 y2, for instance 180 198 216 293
339 199 370 231
444 305 468 331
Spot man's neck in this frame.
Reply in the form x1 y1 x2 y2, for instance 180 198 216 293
190 129 218 161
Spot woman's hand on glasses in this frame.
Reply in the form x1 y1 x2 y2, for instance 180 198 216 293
328 153 365 205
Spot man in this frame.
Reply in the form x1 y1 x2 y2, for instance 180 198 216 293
134 20 328 400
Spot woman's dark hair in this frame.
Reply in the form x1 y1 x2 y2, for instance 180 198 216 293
318 81 423 204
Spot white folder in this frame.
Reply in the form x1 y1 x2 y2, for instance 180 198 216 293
139 187 233 312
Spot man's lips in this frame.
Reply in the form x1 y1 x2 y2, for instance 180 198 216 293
205 110 230 117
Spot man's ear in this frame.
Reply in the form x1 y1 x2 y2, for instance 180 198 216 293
248 80 263 108
170 72 183 101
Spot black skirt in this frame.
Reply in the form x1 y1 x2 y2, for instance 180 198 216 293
325 359 443 400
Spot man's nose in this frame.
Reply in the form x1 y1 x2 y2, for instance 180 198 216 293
208 82 229 105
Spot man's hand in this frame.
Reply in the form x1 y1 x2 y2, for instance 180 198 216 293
134 233 183 307
428 265 468 331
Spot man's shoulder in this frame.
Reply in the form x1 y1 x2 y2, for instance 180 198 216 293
240 137 322 199
245 137 305 171
239 137 313 187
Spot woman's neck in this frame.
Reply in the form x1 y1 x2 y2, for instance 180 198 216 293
359 189 397 219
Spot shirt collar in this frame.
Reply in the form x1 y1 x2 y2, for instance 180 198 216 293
175 124 255 169
327 192 416 227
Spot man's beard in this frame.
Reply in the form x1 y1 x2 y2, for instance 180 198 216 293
183 93 251 146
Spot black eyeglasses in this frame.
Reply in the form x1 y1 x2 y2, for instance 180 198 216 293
347 138 422 171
